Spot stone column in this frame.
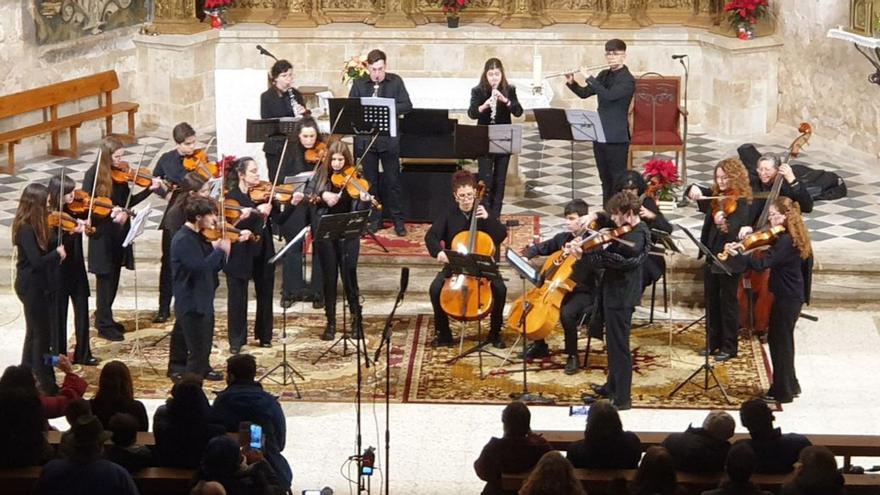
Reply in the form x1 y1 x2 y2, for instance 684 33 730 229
148 0 210 34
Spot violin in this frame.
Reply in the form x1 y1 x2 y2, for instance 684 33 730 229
183 149 220 179
719 225 785 261
711 188 741 219
328 167 382 210
67 190 132 219
111 161 170 189
222 198 250 223
304 141 327 165
48 211 94 235
200 224 259 243
248 181 295 204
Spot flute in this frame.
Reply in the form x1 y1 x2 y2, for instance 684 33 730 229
544 63 614 79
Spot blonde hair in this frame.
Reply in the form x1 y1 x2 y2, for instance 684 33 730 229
775 197 812 259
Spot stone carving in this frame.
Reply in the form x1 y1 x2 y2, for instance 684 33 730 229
34 0 149 43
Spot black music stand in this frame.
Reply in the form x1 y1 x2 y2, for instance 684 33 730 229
443 250 505 379
245 118 300 142
668 226 733 404
454 124 490 159
533 108 606 199
312 210 372 366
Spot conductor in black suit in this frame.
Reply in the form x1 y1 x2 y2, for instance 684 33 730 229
565 39 636 204
348 49 413 237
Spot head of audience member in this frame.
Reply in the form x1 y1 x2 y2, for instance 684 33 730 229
0 364 40 395
785 446 845 495
614 170 647 197
563 199 589 232
60 414 112 463
739 399 776 439
167 375 211 424
584 399 623 444
501 401 531 439
108 413 140 448
199 435 243 482
191 480 228 495
94 361 135 407
631 446 679 495
0 385 47 468
65 398 92 429
702 410 736 442
226 354 257 386
518 451 586 495
725 442 758 484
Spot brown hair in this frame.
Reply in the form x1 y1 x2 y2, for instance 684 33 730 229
479 58 510 93
366 49 386 65
312 140 355 193
93 360 135 406
268 59 293 89
451 170 476 193
606 190 641 216
12 183 50 251
519 451 586 495
172 122 195 145
775 196 812 259
95 136 124 197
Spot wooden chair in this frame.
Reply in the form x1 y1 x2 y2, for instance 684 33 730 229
627 74 687 177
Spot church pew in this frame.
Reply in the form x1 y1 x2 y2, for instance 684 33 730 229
46 430 156 445
0 466 194 495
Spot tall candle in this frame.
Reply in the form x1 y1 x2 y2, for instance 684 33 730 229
533 54 542 86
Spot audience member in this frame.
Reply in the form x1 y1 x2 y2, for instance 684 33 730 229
0 359 86 419
191 480 228 495
104 412 153 473
701 443 772 495
154 374 226 469
64 398 92 428
737 399 811 474
780 446 846 495
36 414 138 495
629 446 688 495
89 360 149 431
210 354 292 490
194 435 285 495
567 399 641 469
518 451 586 495
662 410 735 472
473 401 552 495
0 385 52 467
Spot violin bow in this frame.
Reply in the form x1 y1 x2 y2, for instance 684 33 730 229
124 144 149 212
56 164 66 248
86 148 103 229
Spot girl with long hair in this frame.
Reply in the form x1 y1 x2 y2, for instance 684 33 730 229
518 451 586 495
89 360 148 431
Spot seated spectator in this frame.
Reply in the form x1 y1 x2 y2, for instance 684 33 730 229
518 451 586 495
0 385 52 467
36 414 138 495
629 446 688 495
701 443 772 495
194 435 284 495
567 399 641 469
154 374 226 469
737 399 811 474
89 360 149 431
60 397 92 445
0 359 87 419
104 412 153 473
210 354 292 490
662 410 735 472
474 401 552 495
780 446 846 495
192 481 228 495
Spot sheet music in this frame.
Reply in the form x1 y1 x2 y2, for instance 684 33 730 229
122 204 153 248
565 109 606 143
488 124 523 154
360 97 397 137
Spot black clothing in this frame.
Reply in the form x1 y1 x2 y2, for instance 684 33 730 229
48 228 91 361
524 231 599 292
201 460 285 495
260 87 305 181
745 234 806 303
736 430 812 474
702 482 773 495
154 149 189 192
594 142 631 203
642 196 673 290
473 434 552 495
349 74 413 224
477 154 511 219
154 149 189 314
36 458 139 495
566 430 642 469
104 444 152 474
780 476 846 495
662 425 731 473
178 311 216 377
89 397 149 432
747 175 814 227
153 403 226 469
468 85 524 126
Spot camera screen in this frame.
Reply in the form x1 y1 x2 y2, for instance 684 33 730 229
249 424 263 450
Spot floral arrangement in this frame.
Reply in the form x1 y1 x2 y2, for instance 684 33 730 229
342 54 369 85
219 154 238 189
440 0 469 17
642 158 681 201
203 0 233 29
723 0 769 29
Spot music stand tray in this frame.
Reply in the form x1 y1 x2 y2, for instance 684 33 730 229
328 97 396 137
488 124 523 155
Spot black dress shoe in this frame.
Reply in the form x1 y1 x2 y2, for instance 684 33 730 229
714 352 737 362
564 355 580 375
312 298 325 310
590 383 611 397
613 401 632 411
259 341 272 348
394 222 407 237
152 311 170 324
98 329 124 342
74 356 100 366
205 371 224 381
168 372 183 382
367 221 381 234
431 336 455 348
521 341 550 359
698 348 720 357
321 322 336 341
582 395 600 405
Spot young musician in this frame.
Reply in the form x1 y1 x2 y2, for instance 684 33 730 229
278 118 324 308
425 171 508 348
468 58 524 219
224 157 274 354
615 171 673 291
261 59 307 182
686 158 753 362
741 154 813 237
168 196 230 381
48 174 96 366
348 48 413 237
13 183 66 392
84 136 156 341
521 199 600 374
308 141 374 340
153 122 198 323
576 191 650 410
725 197 812 404
565 39 635 204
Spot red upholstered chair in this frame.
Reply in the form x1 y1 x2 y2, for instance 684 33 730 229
627 75 688 178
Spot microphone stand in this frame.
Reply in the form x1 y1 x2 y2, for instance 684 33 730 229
676 55 691 207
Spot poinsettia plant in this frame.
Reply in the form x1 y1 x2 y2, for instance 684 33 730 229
440 0 469 17
642 159 681 201
342 54 369 85
723 0 769 28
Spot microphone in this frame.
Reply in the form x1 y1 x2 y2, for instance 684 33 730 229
256 45 277 61
672 54 687 59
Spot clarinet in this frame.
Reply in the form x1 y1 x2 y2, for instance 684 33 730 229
372 82 380 98
287 89 301 117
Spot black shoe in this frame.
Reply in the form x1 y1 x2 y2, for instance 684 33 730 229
367 220 381 234
299 288 315 302
590 383 611 397
74 356 100 366
312 297 325 310
321 322 336 341
698 348 720 357
484 333 506 349
431 335 455 347
564 355 580 375
152 311 170 324
394 222 407 237
230 347 241 355
521 341 550 359
114 322 126 332
259 341 272 348
98 329 124 342
205 371 224 381
613 401 632 411
714 352 737 362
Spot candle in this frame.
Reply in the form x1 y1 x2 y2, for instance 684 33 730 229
533 54 542 86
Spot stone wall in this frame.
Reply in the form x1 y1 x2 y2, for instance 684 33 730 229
776 2 880 158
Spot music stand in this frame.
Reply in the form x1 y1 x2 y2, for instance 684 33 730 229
122 204 160 376
328 97 396 137
245 118 300 143
533 108 606 199
668 226 733 404
443 250 505 379
312 210 372 366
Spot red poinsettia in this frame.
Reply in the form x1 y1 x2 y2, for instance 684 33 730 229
723 0 769 27
204 0 233 8
440 0 469 15
642 159 681 201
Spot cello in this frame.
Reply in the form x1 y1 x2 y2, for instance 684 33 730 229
439 183 495 321
737 122 812 334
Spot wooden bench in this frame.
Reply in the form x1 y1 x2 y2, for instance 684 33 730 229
0 70 138 174
45 429 156 445
536 430 880 470
0 466 194 495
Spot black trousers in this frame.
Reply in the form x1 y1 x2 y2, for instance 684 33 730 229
18 285 57 393
768 297 802 401
226 262 275 349
534 291 595 356
95 265 123 333
429 270 507 338
477 154 511 219
279 205 323 298
704 266 742 355
604 306 634 406
316 237 361 322
265 152 296 188
170 311 215 377
158 229 173 314
51 284 91 361
357 142 404 224
593 142 629 205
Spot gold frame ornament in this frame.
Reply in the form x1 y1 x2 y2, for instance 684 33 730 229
850 0 874 36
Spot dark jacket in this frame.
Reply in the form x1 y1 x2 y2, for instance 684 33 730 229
223 187 275 280
15 225 61 295
88 397 149 432
48 227 89 297
36 458 139 495
210 381 292 489
735 429 812 474
154 149 188 229
468 84 524 125
702 482 774 495
525 231 601 294
744 233 809 303
349 73 412 153
203 460 286 495
261 87 304 156
424 204 508 276
473 434 552 495
103 444 152 474
747 175 814 228
579 221 651 309
153 403 226 469
170 226 225 316
662 425 731 473
695 189 750 275
567 430 642 469
566 66 635 143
